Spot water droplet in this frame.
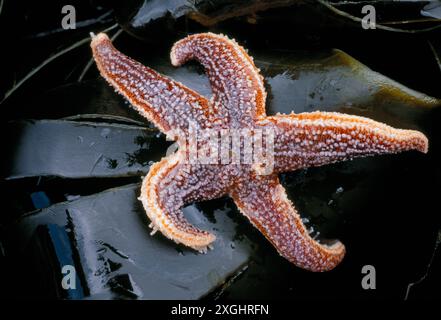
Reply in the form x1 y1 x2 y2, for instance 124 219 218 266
100 128 111 138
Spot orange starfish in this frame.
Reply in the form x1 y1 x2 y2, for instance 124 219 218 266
91 32 428 272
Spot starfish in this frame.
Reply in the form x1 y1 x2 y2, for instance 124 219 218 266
91 32 428 272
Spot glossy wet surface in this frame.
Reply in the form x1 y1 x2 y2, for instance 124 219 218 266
1 0 440 299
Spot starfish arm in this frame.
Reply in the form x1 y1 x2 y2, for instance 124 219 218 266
260 112 429 173
140 152 230 252
231 173 345 272
91 33 213 135
171 33 267 125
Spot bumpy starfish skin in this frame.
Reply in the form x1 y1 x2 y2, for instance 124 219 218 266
264 113 428 172
91 32 428 272
171 33 267 127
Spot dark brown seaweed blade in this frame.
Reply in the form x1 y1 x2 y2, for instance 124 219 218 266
320 0 441 33
4 120 166 180
5 79 147 122
113 0 301 39
2 183 254 299
257 49 440 129
113 0 440 41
